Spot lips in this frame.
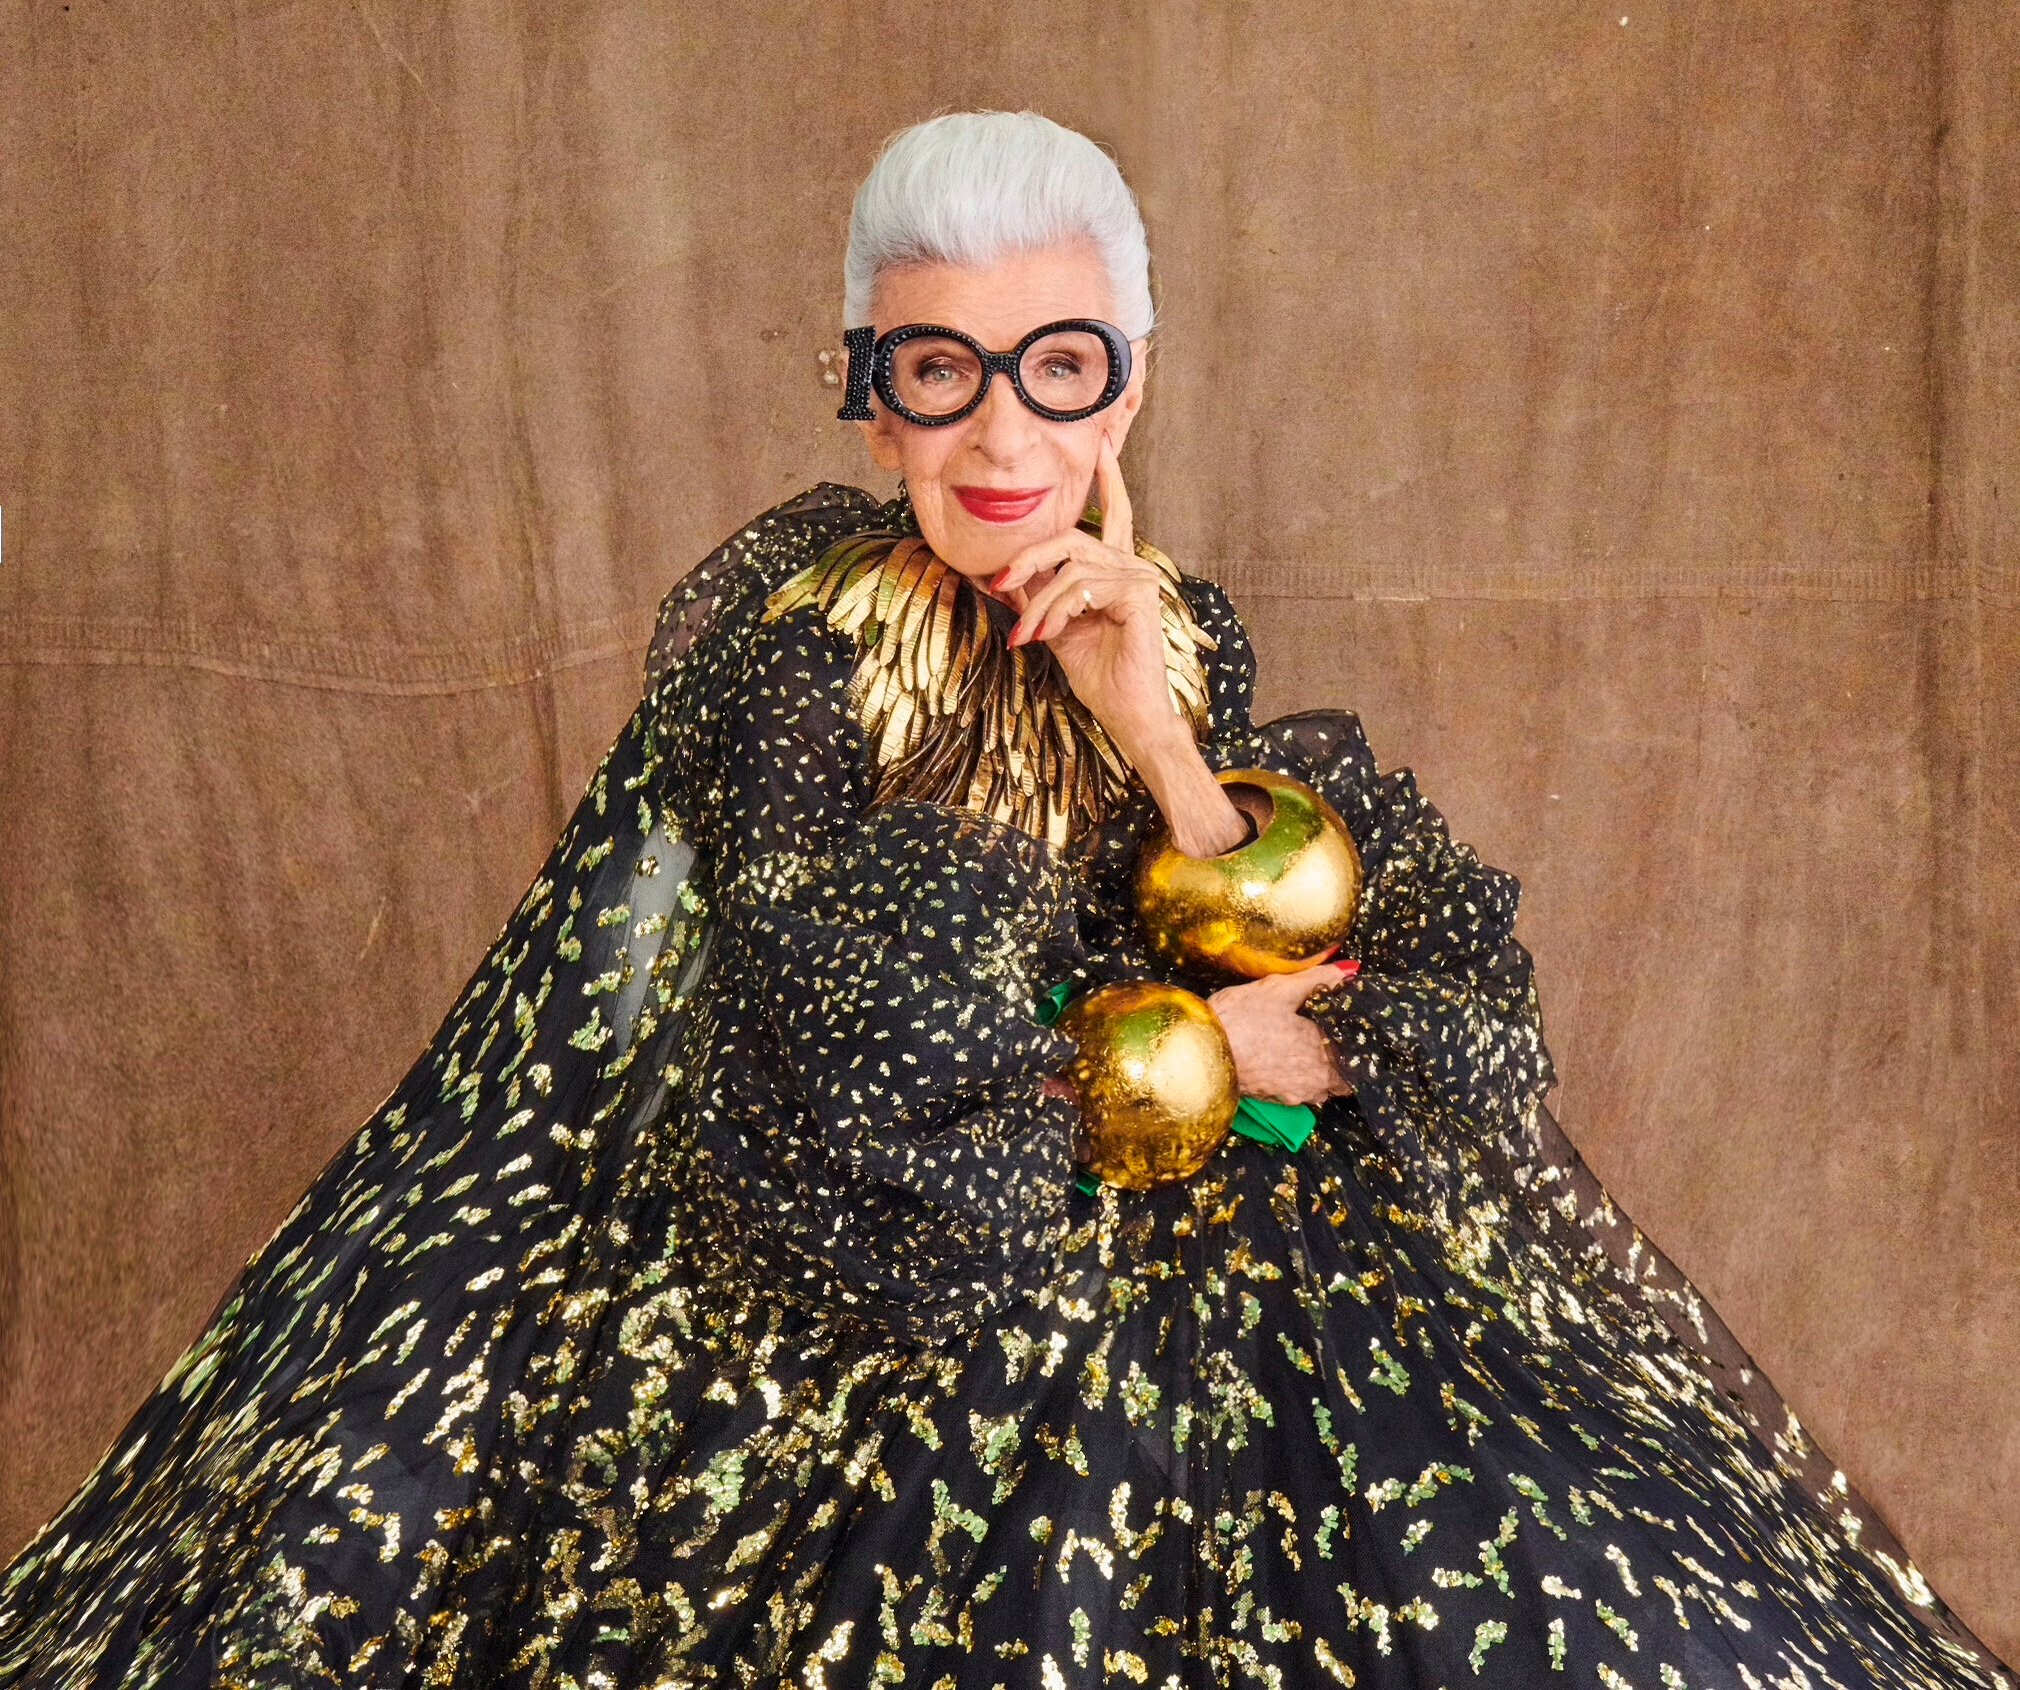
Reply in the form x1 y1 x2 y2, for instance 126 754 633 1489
953 485 1049 523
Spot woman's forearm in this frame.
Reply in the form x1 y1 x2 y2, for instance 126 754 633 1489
1126 723 1249 857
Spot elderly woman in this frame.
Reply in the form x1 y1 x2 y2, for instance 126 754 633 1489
1 112 2008 1690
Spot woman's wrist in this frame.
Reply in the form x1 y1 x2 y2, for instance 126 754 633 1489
1127 726 1248 856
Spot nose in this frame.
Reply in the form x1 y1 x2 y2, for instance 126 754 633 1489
964 369 1044 464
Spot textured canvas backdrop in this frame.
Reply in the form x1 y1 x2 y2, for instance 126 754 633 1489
1 0 2014 1657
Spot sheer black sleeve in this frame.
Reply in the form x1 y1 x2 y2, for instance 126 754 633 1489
673 596 1087 1344
1176 575 1558 1152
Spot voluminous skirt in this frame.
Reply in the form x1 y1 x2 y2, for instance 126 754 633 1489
0 1051 2006 1687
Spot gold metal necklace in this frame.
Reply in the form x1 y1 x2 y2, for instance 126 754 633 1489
762 518 1215 848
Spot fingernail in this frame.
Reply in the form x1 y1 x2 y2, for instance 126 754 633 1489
990 569 1010 590
1334 959 1361 976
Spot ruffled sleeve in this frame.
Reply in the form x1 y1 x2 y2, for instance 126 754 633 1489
677 594 1087 1344
1175 575 1558 1154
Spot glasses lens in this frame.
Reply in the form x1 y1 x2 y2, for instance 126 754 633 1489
1017 329 1113 415
887 335 985 418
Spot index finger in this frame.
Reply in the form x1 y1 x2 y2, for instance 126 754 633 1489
1097 430 1134 559
1275 957 1354 1004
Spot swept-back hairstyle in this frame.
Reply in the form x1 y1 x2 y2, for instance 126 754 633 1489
842 109 1156 338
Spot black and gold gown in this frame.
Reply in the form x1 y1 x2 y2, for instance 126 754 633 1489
0 482 2009 1690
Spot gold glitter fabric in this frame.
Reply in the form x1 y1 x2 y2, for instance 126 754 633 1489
1 481 2011 1689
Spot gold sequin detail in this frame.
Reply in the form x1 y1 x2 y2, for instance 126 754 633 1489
761 519 1213 848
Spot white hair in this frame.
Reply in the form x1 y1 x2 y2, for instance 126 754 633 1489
843 110 1155 338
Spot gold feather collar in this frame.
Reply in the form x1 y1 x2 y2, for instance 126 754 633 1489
762 517 1215 849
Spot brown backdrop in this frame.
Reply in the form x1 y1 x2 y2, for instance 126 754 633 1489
2 0 2014 1659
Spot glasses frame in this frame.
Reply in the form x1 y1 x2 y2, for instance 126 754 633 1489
836 317 1133 427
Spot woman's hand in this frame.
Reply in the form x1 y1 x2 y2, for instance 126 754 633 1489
1208 965 1356 1108
990 432 1184 758
991 434 1247 856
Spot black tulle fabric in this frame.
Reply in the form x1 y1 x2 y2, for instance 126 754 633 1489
0 482 2008 1689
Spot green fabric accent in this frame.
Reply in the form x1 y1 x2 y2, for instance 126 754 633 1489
1035 980 1074 1027
1229 1095 1318 1153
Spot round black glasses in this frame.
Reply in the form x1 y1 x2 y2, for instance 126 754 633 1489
836 318 1132 427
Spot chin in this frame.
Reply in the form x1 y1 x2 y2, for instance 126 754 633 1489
937 530 1014 580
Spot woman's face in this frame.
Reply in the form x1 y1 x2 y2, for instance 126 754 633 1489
849 236 1148 582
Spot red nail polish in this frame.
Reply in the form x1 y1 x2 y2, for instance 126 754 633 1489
1334 959 1361 976
990 569 1010 590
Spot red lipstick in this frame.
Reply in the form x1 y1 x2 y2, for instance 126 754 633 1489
953 485 1049 524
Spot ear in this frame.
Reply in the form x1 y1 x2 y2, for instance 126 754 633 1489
857 412 904 472
1105 337 1151 452
841 343 906 470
